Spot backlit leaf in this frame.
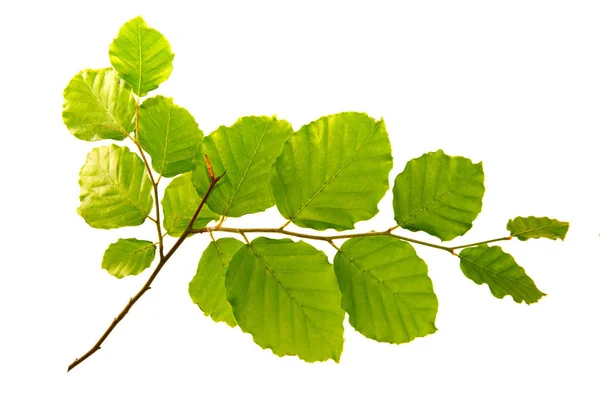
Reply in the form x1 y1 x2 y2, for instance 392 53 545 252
62 68 135 141
459 245 545 304
78 144 153 229
507 216 569 241
189 238 244 327
225 237 344 362
109 16 174 97
102 238 156 278
192 116 293 217
139 96 204 177
334 236 437 344
162 173 219 236
393 150 484 241
271 112 393 231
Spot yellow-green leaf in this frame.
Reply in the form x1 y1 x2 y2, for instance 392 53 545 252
109 16 174 97
139 96 204 178
62 68 135 141
507 216 569 241
78 144 153 229
102 238 156 278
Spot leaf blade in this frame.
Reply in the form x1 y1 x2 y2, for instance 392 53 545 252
77 144 153 229
334 236 437 344
459 245 545 304
162 173 219 236
192 116 293 217
139 96 204 177
507 216 569 241
189 238 245 327
102 238 156 278
271 112 393 231
109 16 174 97
393 150 485 241
225 237 344 362
62 68 136 141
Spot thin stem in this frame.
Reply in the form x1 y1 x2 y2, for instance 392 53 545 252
449 236 512 250
67 168 225 372
129 99 164 258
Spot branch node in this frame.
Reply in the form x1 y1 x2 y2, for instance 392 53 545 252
204 154 214 179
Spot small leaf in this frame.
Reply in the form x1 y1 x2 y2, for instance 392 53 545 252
162 173 219 236
109 16 174 97
458 245 545 304
102 238 156 278
138 96 204 178
62 68 136 141
78 144 153 229
334 236 438 344
507 216 569 241
189 238 244 327
393 150 484 241
271 112 393 231
192 116 293 217
225 237 344 362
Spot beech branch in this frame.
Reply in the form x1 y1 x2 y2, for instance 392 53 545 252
191 226 511 254
67 163 225 372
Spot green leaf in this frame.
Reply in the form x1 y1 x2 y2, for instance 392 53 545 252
162 173 219 236
62 68 136 141
102 238 156 278
393 150 484 241
271 112 393 231
78 144 153 229
138 96 204 178
458 245 545 304
109 16 174 97
334 236 438 344
225 237 344 362
189 238 244 327
192 116 293 217
507 216 569 241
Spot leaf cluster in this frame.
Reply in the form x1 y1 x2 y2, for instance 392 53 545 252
63 17 569 366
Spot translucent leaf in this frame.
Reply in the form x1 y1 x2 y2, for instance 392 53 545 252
109 16 174 97
78 144 153 229
62 68 135 141
459 245 545 304
507 216 569 241
189 238 244 327
393 150 484 241
162 173 219 237
225 237 344 362
271 112 393 231
102 238 156 278
192 116 293 217
139 96 203 178
334 236 438 344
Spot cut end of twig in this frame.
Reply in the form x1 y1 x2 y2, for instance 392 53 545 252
204 154 214 179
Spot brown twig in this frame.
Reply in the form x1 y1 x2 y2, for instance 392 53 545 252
67 167 225 372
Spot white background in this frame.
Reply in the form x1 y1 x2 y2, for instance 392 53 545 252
1 1 599 398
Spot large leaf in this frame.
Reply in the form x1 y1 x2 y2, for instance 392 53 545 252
109 16 174 97
507 216 569 241
162 173 219 236
192 116 293 217
334 236 438 344
393 150 484 241
271 112 393 231
459 245 545 304
189 238 244 327
78 144 153 229
102 238 156 278
138 96 204 177
225 237 344 362
62 68 136 141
